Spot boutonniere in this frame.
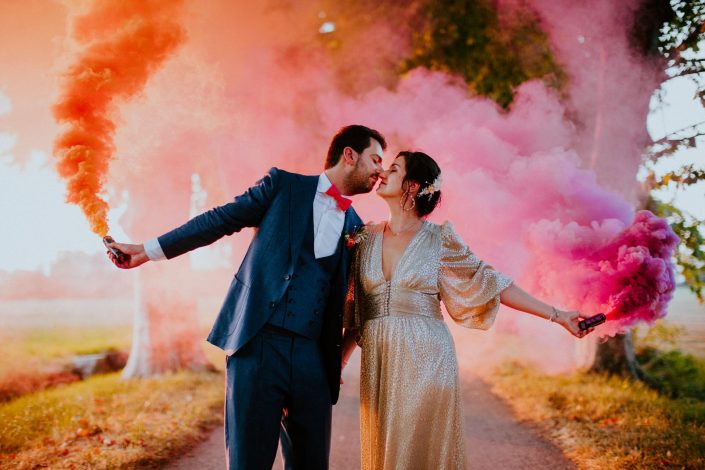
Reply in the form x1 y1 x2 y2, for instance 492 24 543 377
344 225 369 249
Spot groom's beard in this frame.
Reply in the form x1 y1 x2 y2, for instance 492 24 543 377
346 171 377 195
345 162 378 195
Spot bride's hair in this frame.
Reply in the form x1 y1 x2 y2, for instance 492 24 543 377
398 151 441 217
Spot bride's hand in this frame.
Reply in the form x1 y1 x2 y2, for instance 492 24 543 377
556 310 593 338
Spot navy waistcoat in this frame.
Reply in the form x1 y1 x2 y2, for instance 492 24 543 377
267 216 342 339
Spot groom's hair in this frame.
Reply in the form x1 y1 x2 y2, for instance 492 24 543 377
325 125 386 169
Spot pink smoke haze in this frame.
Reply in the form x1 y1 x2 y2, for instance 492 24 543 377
324 69 678 338
99 1 679 370
0 1 679 374
524 210 679 337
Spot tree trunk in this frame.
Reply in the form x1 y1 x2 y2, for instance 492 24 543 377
122 266 214 379
591 331 641 377
588 2 673 383
590 331 657 387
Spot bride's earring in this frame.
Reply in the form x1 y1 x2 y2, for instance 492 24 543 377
400 191 416 211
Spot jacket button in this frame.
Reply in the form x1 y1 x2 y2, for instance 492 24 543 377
283 274 291 281
335 343 340 347
269 301 276 309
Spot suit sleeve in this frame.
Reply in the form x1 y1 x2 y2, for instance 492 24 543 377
157 167 281 259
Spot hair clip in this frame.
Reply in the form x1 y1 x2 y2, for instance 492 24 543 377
417 175 442 200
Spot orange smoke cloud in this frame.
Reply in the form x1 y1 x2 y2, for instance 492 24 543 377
52 0 185 236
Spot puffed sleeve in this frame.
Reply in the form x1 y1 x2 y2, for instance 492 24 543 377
343 247 362 330
439 221 513 330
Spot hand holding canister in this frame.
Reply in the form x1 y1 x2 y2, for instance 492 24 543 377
579 313 606 331
103 236 129 265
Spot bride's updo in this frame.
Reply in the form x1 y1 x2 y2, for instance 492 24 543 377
398 151 442 217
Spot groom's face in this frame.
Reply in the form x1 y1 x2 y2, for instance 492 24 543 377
345 139 384 195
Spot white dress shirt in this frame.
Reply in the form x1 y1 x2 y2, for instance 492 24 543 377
144 173 347 261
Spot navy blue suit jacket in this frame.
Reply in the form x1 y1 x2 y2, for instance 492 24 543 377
157 167 362 404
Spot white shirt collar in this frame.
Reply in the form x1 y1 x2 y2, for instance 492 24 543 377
317 172 333 193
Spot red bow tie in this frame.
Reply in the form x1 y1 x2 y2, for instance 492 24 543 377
325 184 352 212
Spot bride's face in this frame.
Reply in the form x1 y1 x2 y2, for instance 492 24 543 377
376 156 406 198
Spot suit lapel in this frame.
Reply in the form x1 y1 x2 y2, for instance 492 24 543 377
289 174 319 263
339 208 356 252
333 208 360 297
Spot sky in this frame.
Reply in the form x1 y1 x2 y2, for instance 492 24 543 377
646 74 705 220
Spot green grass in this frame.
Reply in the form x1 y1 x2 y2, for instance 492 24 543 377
638 347 705 400
0 320 226 468
487 362 705 469
0 370 224 469
0 326 134 401
0 326 132 377
633 321 705 401
3 326 131 360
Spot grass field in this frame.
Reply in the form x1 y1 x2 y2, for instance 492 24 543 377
0 288 701 468
483 319 705 469
487 362 705 469
0 370 224 469
0 298 227 469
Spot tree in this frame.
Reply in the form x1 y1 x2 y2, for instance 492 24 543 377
399 0 563 108
644 0 705 302
382 0 697 380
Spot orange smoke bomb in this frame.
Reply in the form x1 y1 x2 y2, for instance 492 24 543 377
52 0 185 236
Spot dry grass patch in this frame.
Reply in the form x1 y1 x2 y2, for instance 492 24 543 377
0 370 224 469
487 362 705 469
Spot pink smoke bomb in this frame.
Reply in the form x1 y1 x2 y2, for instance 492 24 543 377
578 313 606 331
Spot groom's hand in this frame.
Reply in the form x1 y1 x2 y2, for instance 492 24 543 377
105 241 149 269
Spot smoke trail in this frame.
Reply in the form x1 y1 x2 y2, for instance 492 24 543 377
52 0 185 236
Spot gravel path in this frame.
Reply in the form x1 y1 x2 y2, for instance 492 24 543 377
164 349 574 470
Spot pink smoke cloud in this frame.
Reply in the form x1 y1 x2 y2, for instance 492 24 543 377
85 0 676 370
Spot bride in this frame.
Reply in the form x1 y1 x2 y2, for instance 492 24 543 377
342 151 593 470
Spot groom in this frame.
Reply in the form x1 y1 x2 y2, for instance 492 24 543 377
106 125 386 469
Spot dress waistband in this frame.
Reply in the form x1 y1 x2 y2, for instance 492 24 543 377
365 286 442 321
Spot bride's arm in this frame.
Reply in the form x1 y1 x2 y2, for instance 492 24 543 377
341 328 359 369
500 284 591 338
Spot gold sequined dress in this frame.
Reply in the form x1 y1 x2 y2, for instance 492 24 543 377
345 221 513 470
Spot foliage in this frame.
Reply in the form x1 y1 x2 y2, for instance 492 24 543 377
489 362 705 469
649 197 705 302
632 319 705 400
637 347 705 400
400 0 564 108
647 0 705 301
633 319 685 350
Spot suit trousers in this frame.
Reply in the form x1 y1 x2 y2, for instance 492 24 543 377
225 327 332 470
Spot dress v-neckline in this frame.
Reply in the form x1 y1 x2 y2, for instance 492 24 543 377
378 221 426 284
